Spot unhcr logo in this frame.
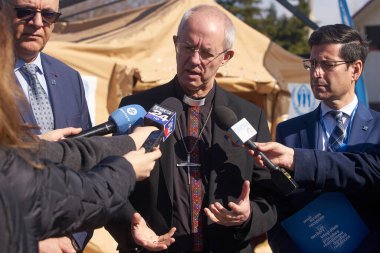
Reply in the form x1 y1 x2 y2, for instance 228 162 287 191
288 83 319 118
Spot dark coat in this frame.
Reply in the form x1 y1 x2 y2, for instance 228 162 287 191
0 135 137 253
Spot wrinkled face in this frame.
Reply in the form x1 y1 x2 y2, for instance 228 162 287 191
174 12 233 98
309 43 360 109
10 0 59 62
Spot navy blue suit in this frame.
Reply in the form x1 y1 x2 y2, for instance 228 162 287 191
16 53 93 250
17 53 92 134
269 103 380 252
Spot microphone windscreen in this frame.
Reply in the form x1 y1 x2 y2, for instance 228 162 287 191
214 106 238 131
160 97 183 115
110 104 147 134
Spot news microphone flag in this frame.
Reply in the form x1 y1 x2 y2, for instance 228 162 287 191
144 104 176 142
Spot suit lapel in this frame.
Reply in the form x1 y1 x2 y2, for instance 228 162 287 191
15 76 40 133
348 103 373 145
41 53 61 128
208 86 230 203
300 105 321 149
158 81 179 205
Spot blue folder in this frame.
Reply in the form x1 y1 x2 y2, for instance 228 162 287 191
281 192 368 253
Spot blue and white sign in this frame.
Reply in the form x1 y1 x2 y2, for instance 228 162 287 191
288 83 319 119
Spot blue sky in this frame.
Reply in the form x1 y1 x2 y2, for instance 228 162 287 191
262 0 370 26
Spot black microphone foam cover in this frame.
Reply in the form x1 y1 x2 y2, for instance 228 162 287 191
214 106 238 131
160 97 183 115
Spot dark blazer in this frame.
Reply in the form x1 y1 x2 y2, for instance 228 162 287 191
269 103 380 253
17 53 92 134
106 77 277 253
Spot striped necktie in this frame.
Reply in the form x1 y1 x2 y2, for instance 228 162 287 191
188 106 203 251
328 111 345 152
22 63 54 133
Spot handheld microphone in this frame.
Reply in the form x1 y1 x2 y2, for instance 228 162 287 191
71 104 146 138
142 97 183 151
215 106 298 196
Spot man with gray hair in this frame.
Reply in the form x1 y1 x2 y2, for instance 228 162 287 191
108 4 277 253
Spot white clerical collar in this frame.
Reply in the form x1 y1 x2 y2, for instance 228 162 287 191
183 94 206 106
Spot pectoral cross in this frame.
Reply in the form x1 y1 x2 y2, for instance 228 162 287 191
176 153 201 184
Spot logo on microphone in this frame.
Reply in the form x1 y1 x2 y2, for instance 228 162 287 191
145 104 176 141
126 107 138 116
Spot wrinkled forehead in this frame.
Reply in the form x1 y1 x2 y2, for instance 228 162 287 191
179 12 225 47
11 0 59 10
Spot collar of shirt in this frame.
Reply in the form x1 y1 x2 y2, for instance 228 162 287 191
15 53 44 74
14 53 49 100
321 95 358 119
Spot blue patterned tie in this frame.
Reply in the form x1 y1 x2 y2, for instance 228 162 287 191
22 64 54 133
328 111 345 152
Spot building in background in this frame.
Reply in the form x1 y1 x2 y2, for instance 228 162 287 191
353 0 380 110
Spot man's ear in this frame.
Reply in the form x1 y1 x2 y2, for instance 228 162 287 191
221 49 234 65
351 60 363 81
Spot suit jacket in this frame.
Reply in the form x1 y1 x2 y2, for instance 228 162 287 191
269 103 380 252
17 53 92 134
106 77 277 253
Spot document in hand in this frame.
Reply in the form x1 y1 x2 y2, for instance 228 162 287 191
281 192 368 253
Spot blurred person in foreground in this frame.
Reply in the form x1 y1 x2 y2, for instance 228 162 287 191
0 10 162 253
1 0 93 251
107 4 277 253
260 24 380 252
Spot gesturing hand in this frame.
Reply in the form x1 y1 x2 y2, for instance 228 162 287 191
131 212 176 251
204 180 251 226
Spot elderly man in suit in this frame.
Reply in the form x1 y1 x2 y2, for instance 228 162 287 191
1 0 92 252
106 4 277 253
263 24 380 253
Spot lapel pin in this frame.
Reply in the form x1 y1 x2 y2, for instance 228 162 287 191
362 126 368 131
51 79 57 85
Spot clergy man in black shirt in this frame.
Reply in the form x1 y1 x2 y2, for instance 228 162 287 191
106 4 277 253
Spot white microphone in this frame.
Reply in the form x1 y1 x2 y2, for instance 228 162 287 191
215 106 298 196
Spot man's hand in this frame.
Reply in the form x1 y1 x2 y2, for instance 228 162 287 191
38 127 82 142
249 142 295 171
132 212 176 251
204 180 251 226
124 147 162 181
38 237 76 253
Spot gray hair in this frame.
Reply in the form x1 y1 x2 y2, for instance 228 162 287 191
177 5 235 50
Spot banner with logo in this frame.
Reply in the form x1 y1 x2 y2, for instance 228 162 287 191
288 83 319 119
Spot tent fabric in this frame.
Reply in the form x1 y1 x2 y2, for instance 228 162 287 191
45 0 309 134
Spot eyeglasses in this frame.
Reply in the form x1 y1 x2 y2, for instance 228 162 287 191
175 42 228 64
14 7 61 24
302 59 354 71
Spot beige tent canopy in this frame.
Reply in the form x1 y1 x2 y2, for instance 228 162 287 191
45 0 309 135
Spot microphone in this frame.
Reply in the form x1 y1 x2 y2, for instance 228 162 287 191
142 97 183 151
71 104 146 138
215 106 298 196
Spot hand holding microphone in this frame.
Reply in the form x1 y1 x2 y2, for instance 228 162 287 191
249 142 296 171
214 106 298 196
